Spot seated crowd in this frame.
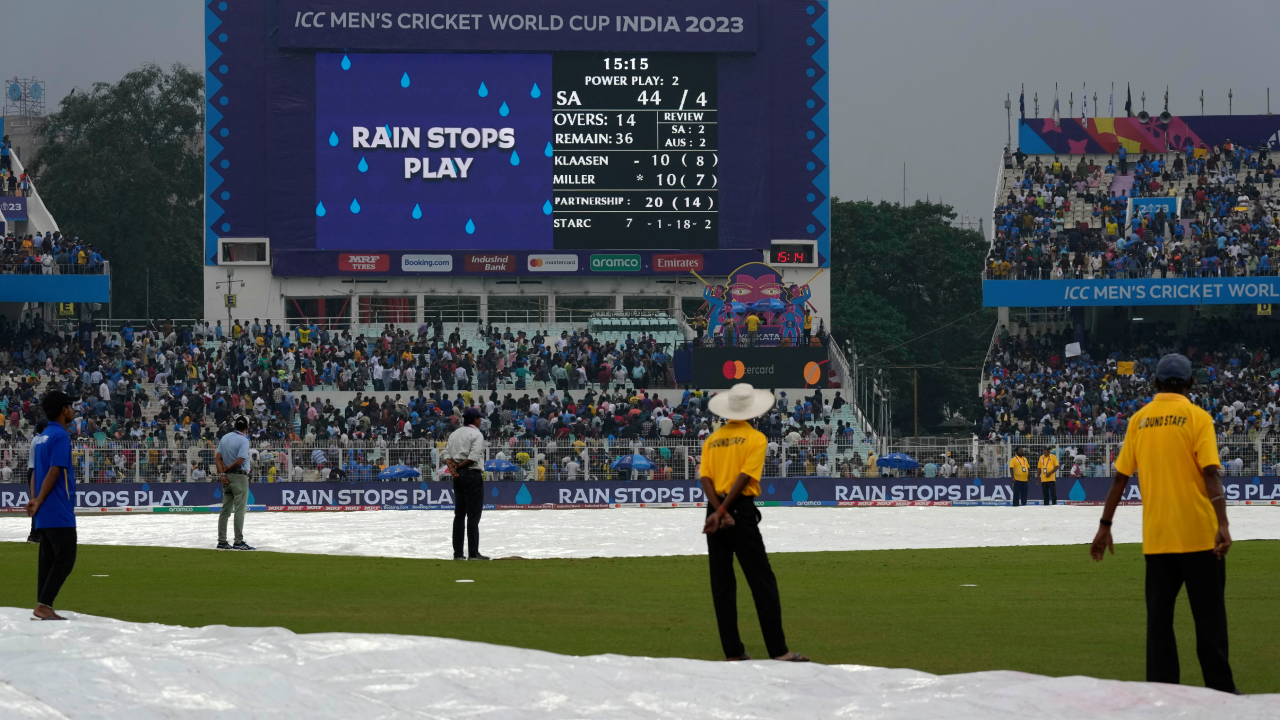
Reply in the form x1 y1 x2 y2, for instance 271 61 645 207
980 321 1280 446
0 314 867 482
989 141 1280 280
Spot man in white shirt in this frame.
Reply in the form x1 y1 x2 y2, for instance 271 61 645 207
444 408 488 560
565 458 581 481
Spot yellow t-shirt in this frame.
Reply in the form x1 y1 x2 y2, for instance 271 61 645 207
1037 455 1059 482
1106 221 1118 236
1009 456 1030 482
1115 393 1221 555
700 420 766 496
537 464 546 481
745 315 760 332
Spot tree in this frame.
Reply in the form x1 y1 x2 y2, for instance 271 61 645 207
30 63 204 319
828 199 995 436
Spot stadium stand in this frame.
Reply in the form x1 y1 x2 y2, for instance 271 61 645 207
980 128 1280 478
988 142 1278 280
0 315 875 484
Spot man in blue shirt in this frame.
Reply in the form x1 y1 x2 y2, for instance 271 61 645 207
214 416 255 550
26 391 78 620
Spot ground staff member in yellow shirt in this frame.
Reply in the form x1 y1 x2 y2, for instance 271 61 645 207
1038 449 1060 505
700 383 808 662
1091 354 1236 693
1008 448 1030 506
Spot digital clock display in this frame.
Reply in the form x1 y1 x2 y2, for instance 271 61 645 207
771 244 814 264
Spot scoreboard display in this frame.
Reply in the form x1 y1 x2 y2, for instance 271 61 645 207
207 0 831 275
552 53 718 249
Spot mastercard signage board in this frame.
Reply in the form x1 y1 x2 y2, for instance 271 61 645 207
686 346 828 389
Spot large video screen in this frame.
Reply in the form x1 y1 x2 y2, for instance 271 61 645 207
316 52 718 252
205 0 831 276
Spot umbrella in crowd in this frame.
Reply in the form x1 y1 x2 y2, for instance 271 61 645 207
610 454 654 471
876 453 920 470
731 301 749 314
484 459 520 472
376 464 421 480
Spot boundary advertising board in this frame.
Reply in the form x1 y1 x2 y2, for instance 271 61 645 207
5 477 1279 511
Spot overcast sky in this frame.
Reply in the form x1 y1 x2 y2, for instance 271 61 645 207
5 0 1276 229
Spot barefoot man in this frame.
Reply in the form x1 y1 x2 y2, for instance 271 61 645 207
26 391 78 621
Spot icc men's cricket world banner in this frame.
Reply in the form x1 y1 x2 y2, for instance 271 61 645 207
3 477 1279 511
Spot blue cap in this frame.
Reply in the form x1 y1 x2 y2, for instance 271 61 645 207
463 407 483 423
1156 353 1192 381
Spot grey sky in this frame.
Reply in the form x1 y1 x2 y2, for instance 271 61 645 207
6 0 1276 229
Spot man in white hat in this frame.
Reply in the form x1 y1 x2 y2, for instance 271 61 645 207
701 383 808 662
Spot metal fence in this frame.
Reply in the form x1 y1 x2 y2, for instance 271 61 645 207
10 433 1267 486
879 434 1278 479
1 435 882 485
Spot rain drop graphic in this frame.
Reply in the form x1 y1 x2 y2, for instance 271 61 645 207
411 203 422 219
766 483 776 495
465 219 476 234
491 486 499 497
515 483 532 505
499 101 510 117
542 200 553 215
510 150 520 166
340 55 351 70
328 131 339 147
1068 480 1086 502
544 141 553 157
357 157 369 172
791 481 809 503
315 201 326 217
349 198 361 213
478 82 488 97
530 82 541 98
400 72 410 88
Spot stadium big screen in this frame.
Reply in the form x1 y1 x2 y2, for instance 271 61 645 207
206 0 830 276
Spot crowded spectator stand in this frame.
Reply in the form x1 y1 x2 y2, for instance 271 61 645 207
0 315 871 485
988 141 1278 281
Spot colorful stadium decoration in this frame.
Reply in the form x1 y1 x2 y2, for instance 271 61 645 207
1017 115 1280 155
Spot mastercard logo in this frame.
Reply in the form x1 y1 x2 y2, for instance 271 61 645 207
529 258 544 267
722 360 745 379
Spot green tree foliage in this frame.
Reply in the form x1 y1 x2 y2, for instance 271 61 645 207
829 200 995 435
30 63 204 319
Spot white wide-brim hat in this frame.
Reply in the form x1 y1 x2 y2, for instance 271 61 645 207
707 383 775 421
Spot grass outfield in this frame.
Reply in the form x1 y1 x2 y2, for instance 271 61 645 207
2 540 1277 693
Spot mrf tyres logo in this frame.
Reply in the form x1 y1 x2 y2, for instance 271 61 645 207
590 254 641 272
340 254 389 272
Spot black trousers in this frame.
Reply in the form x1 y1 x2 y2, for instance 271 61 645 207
706 498 789 659
1146 551 1236 693
1012 481 1028 506
452 474 484 558
1041 480 1057 505
37 527 78 608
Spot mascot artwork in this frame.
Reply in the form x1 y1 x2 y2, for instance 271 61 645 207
695 262 816 347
